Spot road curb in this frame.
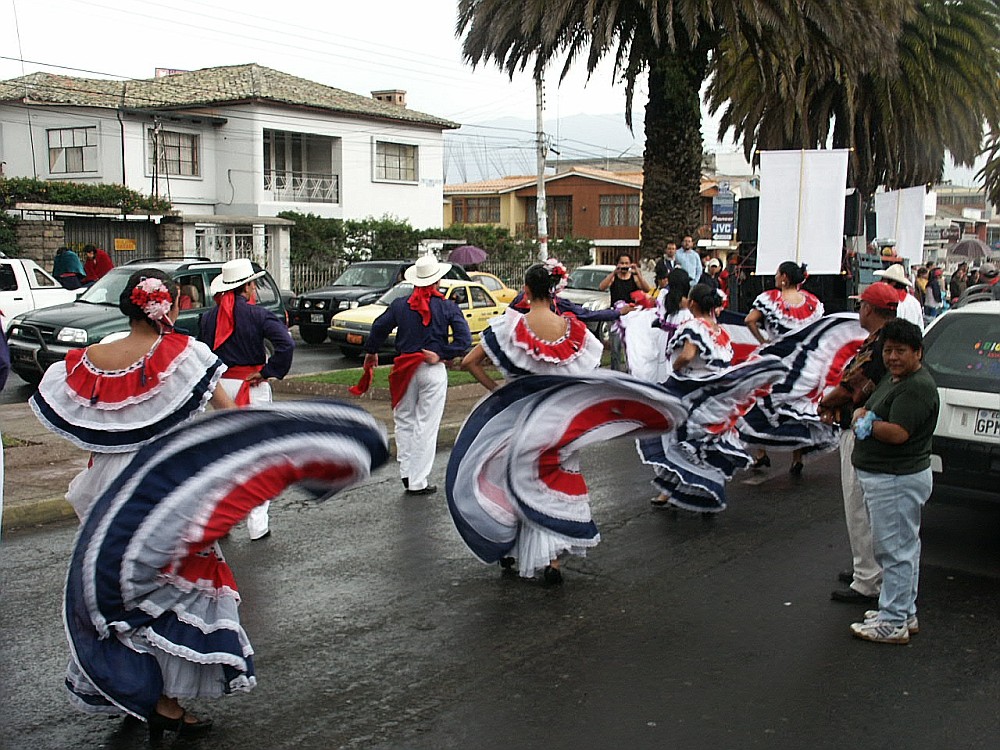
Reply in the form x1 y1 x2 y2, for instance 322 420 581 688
2 497 76 532
2 422 467 532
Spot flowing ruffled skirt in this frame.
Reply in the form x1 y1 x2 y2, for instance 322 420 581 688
738 313 865 454
446 372 690 578
64 400 388 719
637 357 789 512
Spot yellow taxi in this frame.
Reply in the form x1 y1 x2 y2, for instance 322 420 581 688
328 279 505 357
468 271 518 304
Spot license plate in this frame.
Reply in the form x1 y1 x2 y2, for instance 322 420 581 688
12 350 33 364
310 313 325 323
974 409 1000 437
346 333 363 345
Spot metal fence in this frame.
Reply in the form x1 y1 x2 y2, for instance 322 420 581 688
289 260 348 294
289 257 585 295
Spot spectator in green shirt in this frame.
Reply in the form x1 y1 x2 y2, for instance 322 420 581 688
848 319 939 645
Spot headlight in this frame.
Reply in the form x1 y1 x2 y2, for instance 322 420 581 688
302 300 312 309
57 327 88 344
349 301 360 309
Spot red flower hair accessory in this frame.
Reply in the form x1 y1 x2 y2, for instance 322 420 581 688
130 277 173 322
543 258 569 295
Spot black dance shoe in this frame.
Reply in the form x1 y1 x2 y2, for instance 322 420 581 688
542 566 563 586
148 711 214 741
751 454 771 470
789 461 804 476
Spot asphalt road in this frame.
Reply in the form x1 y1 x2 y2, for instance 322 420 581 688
1 442 998 749
0 327 352 405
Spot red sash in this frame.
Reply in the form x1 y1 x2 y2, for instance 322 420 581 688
388 352 426 408
223 364 264 407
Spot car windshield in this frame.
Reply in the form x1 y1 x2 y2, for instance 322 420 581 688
567 268 608 291
77 269 133 306
333 265 395 287
377 283 414 305
923 312 1000 392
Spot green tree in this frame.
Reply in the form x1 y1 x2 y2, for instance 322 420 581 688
457 0 904 257
709 0 1000 200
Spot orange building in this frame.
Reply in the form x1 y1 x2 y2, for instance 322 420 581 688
444 167 718 264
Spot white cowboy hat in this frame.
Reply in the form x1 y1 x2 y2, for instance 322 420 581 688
404 255 451 287
210 258 266 295
873 263 913 288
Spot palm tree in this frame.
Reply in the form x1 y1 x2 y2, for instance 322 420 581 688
709 0 1000 201
456 0 906 256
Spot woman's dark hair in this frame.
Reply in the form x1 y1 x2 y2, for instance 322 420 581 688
524 263 557 300
688 283 724 314
663 268 691 316
881 319 923 351
119 269 178 323
777 261 807 286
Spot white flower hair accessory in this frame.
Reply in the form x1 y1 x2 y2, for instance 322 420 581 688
543 257 569 295
130 277 173 322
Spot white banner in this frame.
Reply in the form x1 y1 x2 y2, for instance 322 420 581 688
875 186 926 263
756 149 849 276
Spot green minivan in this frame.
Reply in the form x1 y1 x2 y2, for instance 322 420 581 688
6 258 285 384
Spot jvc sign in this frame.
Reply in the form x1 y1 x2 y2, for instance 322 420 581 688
713 182 736 241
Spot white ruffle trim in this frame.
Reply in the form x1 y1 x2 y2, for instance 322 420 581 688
487 308 603 375
510 519 595 578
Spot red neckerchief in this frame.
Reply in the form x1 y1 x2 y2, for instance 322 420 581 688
408 285 445 326
212 291 257 349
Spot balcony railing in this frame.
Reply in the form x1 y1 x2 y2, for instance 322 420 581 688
265 171 340 204
516 218 573 240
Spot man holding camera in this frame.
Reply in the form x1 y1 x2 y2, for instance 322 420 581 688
599 253 651 371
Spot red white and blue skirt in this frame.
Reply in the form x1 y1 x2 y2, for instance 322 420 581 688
62 401 388 719
446 372 688 577
637 356 789 512
738 312 865 453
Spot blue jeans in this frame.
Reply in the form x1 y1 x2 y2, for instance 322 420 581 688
857 468 933 624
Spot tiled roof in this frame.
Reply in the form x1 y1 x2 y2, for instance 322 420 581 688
444 175 536 194
446 168 717 196
0 64 458 129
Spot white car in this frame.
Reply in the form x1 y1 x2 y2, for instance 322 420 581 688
559 264 615 340
923 300 1000 502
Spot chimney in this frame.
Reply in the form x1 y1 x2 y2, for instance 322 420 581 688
371 89 407 107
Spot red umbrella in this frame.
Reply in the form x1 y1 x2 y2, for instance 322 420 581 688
448 245 488 265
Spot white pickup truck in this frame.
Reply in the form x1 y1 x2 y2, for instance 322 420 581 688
0 258 79 331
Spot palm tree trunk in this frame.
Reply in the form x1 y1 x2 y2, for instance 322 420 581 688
641 50 707 258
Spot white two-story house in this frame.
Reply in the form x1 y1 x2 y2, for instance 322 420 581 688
0 64 458 286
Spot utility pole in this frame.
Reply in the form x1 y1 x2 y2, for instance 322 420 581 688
535 73 548 262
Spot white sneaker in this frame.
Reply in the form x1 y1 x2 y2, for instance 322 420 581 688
851 619 910 644
864 610 919 634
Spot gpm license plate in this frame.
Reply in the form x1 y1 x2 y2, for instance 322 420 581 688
974 409 1000 438
310 313 325 323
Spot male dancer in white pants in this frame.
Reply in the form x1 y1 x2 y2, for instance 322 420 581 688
363 255 471 495
819 282 897 604
200 258 295 539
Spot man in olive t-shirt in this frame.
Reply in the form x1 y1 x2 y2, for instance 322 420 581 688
848 319 939 645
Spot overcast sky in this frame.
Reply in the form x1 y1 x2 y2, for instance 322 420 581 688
0 0 652 124
0 0 981 185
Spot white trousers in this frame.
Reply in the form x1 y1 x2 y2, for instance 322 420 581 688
393 362 447 491
839 429 881 596
219 378 273 540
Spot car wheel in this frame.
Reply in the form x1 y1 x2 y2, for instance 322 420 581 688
299 325 328 345
13 368 42 387
595 321 611 344
338 345 364 359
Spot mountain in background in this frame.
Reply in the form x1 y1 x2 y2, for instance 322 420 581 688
444 113 981 187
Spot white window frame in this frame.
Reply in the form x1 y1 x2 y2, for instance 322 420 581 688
146 127 201 179
373 139 418 184
46 125 100 175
